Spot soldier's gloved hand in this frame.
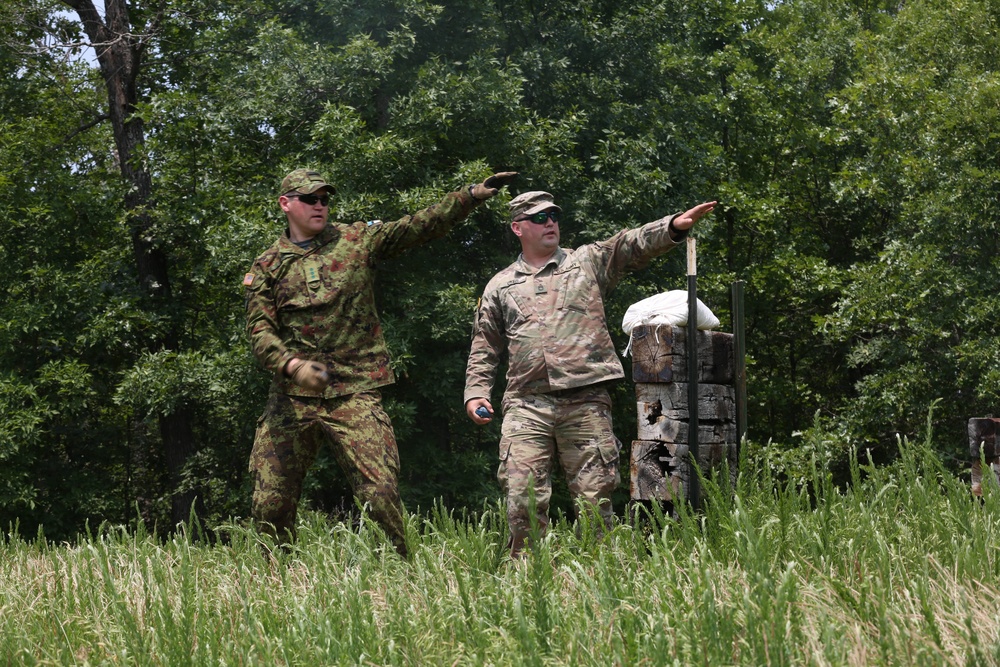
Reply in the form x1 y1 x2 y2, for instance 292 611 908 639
287 359 330 392
471 171 518 200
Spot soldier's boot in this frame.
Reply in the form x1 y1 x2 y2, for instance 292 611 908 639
507 531 527 559
253 501 298 554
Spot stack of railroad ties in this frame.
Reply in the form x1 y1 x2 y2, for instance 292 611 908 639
622 291 737 512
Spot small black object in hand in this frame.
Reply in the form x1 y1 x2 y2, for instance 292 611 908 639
475 406 491 419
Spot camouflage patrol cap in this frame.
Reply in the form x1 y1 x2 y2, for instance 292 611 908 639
509 191 562 220
279 169 335 196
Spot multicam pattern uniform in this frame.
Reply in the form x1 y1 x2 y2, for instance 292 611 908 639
246 188 480 553
464 214 685 553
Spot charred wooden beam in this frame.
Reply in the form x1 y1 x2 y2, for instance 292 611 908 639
630 439 737 503
630 324 734 385
636 382 735 425
970 417 1000 496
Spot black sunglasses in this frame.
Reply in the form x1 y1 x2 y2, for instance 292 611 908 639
517 210 560 224
288 193 330 206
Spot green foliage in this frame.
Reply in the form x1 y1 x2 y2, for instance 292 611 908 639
2 0 999 537
818 0 1000 456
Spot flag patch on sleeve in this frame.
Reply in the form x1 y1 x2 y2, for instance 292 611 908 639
243 273 255 286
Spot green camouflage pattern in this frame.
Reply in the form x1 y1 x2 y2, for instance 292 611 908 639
249 390 407 555
245 186 480 555
279 168 334 195
498 386 622 556
464 214 683 407
246 187 479 398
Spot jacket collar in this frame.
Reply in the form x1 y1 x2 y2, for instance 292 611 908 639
278 224 341 254
514 247 566 275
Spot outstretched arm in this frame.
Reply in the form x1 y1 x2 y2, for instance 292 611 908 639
373 172 520 260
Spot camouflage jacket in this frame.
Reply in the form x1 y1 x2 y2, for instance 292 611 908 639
464 214 684 407
246 188 481 398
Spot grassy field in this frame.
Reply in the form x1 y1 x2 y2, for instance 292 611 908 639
3 436 1000 666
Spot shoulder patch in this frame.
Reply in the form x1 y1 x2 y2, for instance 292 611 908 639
366 219 383 227
243 272 255 286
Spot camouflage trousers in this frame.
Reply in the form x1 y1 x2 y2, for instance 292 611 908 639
249 389 407 556
498 386 622 557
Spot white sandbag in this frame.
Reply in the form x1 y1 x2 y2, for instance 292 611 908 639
621 290 720 356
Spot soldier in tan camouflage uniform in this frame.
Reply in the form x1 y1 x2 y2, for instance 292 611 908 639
245 168 517 556
464 191 716 557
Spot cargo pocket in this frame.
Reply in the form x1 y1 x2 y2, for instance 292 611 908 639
248 412 269 473
366 392 400 472
499 436 513 462
598 435 623 488
497 431 514 491
597 435 622 466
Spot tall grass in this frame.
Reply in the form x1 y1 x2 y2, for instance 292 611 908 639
3 433 1000 665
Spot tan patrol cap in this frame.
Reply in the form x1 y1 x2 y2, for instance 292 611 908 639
509 191 562 220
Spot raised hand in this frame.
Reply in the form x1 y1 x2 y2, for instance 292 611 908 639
471 172 518 200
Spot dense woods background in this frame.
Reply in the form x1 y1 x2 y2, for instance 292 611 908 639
1 0 997 540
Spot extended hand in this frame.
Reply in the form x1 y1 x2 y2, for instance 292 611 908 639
671 201 717 231
288 359 331 392
471 172 518 200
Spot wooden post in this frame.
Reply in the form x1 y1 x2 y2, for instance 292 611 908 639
629 323 738 510
731 281 747 457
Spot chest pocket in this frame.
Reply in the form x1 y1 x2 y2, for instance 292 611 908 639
555 264 595 313
499 280 529 331
271 256 319 310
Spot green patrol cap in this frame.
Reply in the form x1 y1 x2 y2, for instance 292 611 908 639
509 191 562 220
279 169 335 196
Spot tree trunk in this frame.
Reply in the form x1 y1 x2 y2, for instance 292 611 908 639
159 404 201 525
65 0 197 529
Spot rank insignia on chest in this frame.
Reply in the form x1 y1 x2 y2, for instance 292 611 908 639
243 273 255 286
306 266 320 286
535 283 547 294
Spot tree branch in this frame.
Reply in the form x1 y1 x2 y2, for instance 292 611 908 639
63 112 111 145
61 0 109 46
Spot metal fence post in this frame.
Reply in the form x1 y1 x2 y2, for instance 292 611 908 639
687 237 700 511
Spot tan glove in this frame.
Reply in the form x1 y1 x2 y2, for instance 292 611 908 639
471 171 518 200
287 359 330 391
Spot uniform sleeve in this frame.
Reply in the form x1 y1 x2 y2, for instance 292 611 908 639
585 213 682 295
368 188 481 261
463 288 506 404
245 265 295 376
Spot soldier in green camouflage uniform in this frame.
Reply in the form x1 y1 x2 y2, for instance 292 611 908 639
464 191 716 557
246 168 517 556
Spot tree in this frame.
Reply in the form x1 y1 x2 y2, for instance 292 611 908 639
4 0 998 539
820 0 1000 459
0 1 135 534
58 0 210 526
